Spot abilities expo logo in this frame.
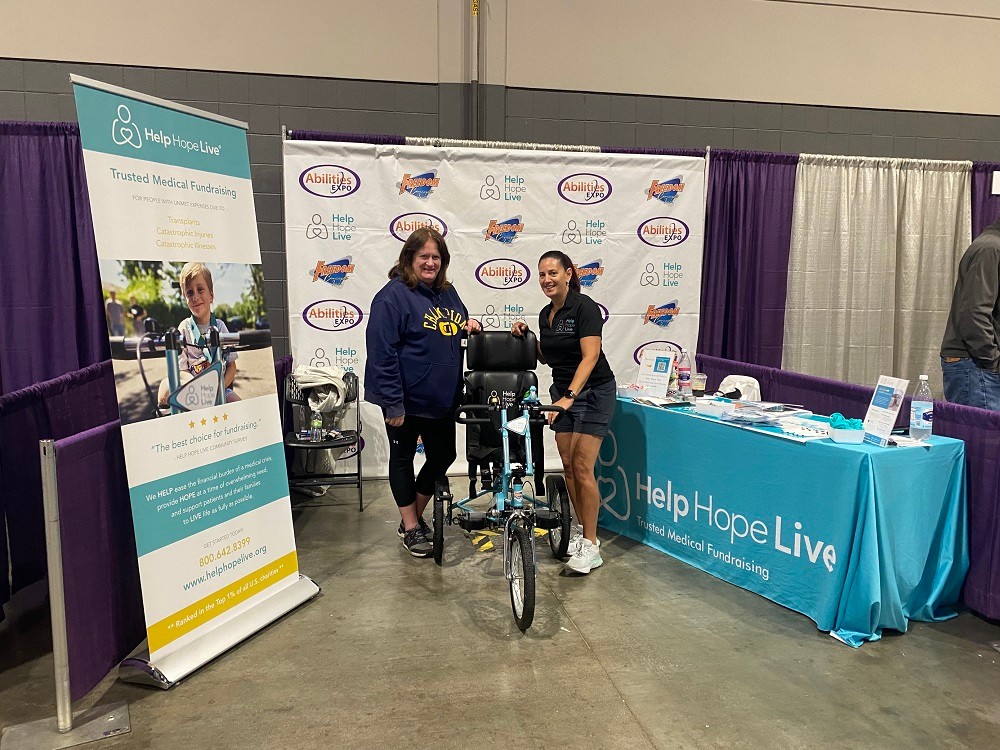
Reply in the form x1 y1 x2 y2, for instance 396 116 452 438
302 300 363 332
637 217 689 248
396 170 440 199
558 173 612 205
311 257 356 287
575 259 605 289
475 259 531 289
632 340 682 365
646 177 685 204
483 216 525 244
299 165 361 198
644 301 681 328
389 212 448 241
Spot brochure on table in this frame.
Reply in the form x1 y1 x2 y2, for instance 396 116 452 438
863 376 909 447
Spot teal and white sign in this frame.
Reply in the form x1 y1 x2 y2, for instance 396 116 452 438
73 76 315 675
73 77 258 265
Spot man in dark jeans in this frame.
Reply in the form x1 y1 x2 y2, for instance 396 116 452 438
941 218 1000 410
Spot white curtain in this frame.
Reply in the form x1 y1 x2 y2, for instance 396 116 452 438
783 155 971 394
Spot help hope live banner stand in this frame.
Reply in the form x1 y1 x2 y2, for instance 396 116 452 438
282 139 706 476
72 76 318 688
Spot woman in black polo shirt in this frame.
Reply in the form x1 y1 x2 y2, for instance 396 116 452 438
512 250 615 574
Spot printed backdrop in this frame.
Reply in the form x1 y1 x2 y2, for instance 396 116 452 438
283 141 707 475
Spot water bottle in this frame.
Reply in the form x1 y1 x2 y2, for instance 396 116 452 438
310 411 323 442
909 375 933 440
677 349 692 398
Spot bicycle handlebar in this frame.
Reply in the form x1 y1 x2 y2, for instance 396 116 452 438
110 329 272 360
454 402 566 425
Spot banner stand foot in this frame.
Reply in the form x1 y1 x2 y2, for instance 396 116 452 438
1 701 130 749
119 574 320 690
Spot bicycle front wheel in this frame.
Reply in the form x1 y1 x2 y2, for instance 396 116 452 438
433 495 445 566
508 523 536 632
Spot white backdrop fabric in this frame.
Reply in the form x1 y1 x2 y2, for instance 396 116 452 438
283 141 707 476
783 154 971 394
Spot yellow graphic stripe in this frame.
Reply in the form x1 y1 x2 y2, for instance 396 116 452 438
148 551 298 653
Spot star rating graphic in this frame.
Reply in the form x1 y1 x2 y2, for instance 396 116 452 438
187 413 231 429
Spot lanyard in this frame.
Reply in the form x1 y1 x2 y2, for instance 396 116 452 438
185 314 218 362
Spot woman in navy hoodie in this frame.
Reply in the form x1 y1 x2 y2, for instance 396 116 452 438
365 227 481 557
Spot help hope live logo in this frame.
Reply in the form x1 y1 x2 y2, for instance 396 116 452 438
598 431 838 575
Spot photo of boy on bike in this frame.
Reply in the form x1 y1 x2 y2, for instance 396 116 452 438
157 261 241 407
100 258 276 425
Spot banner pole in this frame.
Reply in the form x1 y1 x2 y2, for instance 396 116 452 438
40 439 73 732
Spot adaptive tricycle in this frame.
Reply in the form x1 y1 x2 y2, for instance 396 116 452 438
434 331 572 631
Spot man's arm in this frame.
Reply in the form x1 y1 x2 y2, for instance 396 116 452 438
957 248 1000 368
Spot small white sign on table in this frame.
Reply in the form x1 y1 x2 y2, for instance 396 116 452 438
636 349 675 398
863 375 909 447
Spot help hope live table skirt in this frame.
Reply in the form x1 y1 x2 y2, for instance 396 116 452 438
597 398 969 646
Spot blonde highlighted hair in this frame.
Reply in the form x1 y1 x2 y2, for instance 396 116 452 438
179 262 213 294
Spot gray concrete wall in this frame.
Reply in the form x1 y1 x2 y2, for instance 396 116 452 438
3 58 1000 356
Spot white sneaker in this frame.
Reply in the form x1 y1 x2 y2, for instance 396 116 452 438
567 525 584 554
565 538 603 574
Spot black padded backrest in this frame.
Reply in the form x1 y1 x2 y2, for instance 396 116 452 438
466 331 537 372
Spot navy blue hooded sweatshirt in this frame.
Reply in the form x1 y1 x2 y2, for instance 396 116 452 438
364 277 468 419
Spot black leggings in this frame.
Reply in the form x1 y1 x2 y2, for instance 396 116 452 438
385 415 457 508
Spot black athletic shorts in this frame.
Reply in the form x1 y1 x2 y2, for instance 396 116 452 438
548 380 616 437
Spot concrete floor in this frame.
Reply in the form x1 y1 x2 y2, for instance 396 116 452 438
2 479 1000 749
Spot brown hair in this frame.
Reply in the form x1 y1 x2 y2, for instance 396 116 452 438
389 227 452 290
538 250 581 292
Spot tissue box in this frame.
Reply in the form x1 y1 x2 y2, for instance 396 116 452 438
829 427 865 444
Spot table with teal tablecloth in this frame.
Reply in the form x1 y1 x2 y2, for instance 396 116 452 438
597 399 969 646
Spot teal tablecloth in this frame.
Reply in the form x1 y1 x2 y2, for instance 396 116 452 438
597 399 969 646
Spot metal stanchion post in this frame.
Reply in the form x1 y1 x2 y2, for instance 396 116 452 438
0 441 131 749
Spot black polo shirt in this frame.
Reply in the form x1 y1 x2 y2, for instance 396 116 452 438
538 288 615 391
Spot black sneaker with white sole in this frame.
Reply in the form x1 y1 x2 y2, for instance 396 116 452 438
397 517 432 538
402 527 433 558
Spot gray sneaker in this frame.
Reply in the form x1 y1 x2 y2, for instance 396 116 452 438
402 527 433 558
397 517 432 538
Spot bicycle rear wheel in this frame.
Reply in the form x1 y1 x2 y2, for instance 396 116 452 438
508 523 536 632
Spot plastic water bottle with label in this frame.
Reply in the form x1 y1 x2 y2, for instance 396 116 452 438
909 375 933 440
310 411 324 442
677 349 692 398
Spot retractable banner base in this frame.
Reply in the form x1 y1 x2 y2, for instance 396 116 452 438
119 574 320 689
0 702 131 750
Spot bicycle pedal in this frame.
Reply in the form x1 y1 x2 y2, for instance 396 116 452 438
457 511 488 531
534 510 560 530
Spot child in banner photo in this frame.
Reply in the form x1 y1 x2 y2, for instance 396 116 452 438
158 261 240 406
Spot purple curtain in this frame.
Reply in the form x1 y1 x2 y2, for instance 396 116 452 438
971 162 1000 239
697 150 798 368
0 122 109 395
286 130 406 145
56 421 145 701
0 360 118 620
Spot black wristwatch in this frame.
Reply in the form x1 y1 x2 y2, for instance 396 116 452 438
563 388 578 400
